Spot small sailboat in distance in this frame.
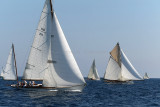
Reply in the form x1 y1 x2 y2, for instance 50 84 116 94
17 0 86 91
143 73 149 79
104 43 142 82
3 44 18 82
0 67 4 78
88 59 100 80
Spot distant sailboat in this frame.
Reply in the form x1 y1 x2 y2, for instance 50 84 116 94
21 0 85 91
143 73 149 79
88 60 100 80
3 44 18 81
104 43 142 82
0 68 4 79
0 67 4 78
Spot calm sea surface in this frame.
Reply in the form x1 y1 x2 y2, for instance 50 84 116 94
0 78 160 107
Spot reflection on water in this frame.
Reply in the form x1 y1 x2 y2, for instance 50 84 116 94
27 89 58 98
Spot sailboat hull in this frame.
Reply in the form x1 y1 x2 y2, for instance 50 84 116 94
104 79 131 83
11 84 86 92
88 78 100 80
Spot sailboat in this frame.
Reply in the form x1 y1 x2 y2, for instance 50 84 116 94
88 59 100 80
104 43 142 82
143 73 149 79
0 68 4 79
19 0 86 91
3 44 18 82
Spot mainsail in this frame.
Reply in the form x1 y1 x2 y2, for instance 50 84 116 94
143 73 149 79
22 0 85 88
104 43 142 81
3 44 17 80
88 60 100 80
22 0 53 80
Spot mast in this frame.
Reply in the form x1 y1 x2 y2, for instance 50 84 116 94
12 44 18 83
50 0 53 18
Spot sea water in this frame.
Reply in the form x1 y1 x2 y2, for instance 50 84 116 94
0 78 160 106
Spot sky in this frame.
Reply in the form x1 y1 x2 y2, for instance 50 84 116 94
0 0 160 78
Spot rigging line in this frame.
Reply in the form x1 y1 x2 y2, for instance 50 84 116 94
36 39 49 49
29 67 47 75
31 46 42 51
39 11 52 22
42 11 49 14
39 67 48 74
39 14 48 22
32 35 49 50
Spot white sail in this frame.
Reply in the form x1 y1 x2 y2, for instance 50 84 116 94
88 60 100 80
104 43 142 81
104 57 121 80
37 0 86 88
3 46 17 80
22 0 53 80
143 73 149 79
0 69 4 77
120 49 142 81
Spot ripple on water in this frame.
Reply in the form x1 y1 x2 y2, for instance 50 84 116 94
0 78 160 106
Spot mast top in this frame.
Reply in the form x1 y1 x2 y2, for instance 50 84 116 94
50 0 54 18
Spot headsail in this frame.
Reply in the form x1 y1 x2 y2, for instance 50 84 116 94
88 60 100 80
104 57 121 80
42 0 85 87
22 0 53 80
3 44 17 80
104 43 142 81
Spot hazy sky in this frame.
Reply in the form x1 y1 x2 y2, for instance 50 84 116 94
0 0 160 77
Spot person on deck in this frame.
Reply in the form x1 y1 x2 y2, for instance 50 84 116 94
32 81 36 86
29 81 32 87
24 80 27 87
